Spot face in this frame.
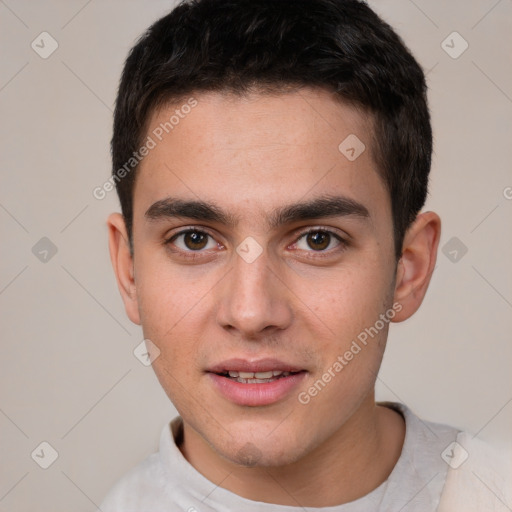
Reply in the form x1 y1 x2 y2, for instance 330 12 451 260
120 88 402 466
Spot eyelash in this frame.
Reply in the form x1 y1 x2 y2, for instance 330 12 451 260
164 226 349 260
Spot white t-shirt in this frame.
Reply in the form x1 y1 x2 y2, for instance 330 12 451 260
99 401 468 511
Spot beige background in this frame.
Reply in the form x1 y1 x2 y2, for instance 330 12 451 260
1 1 511 510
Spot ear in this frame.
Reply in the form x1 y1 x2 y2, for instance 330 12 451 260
107 213 141 325
392 211 441 322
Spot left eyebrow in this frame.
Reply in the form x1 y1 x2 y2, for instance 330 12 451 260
144 194 370 230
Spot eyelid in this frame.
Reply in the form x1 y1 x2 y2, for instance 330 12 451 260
293 225 349 241
166 224 214 236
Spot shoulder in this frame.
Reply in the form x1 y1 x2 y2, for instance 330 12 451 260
98 451 168 511
438 431 512 511
98 418 184 512
379 401 512 510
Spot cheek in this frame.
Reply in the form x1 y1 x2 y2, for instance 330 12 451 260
302 262 392 339
133 257 207 376
295 261 393 397
135 247 204 331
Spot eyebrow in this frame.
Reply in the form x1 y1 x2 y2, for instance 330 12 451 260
145 194 370 230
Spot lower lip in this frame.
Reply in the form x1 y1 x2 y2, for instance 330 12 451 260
207 372 307 406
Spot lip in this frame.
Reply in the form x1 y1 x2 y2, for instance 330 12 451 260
207 372 307 406
207 358 304 374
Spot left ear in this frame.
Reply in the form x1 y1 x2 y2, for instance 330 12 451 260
392 211 441 322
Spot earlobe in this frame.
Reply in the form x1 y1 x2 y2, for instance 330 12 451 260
107 213 141 325
392 211 441 323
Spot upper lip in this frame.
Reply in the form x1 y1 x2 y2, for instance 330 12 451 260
207 358 305 374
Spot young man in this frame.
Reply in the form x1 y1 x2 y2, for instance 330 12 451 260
101 0 511 510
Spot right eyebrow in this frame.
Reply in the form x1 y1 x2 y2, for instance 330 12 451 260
145 197 240 227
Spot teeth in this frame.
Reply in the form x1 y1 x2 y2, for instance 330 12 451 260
224 370 293 381
255 371 274 379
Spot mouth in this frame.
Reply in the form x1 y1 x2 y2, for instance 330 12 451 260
206 359 308 406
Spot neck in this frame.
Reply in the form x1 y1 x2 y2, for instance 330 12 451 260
178 398 405 507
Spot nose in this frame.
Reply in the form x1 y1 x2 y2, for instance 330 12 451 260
215 245 293 340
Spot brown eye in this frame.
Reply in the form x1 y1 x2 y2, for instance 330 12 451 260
183 231 208 250
306 231 331 251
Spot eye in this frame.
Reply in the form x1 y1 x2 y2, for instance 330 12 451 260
167 229 220 252
293 229 345 253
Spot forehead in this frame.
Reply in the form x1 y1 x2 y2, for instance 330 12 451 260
133 87 389 230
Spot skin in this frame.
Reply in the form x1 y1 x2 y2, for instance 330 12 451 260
108 87 441 507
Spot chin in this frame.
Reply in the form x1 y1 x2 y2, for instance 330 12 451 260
214 429 308 468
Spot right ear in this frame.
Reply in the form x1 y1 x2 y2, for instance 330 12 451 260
107 213 141 325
